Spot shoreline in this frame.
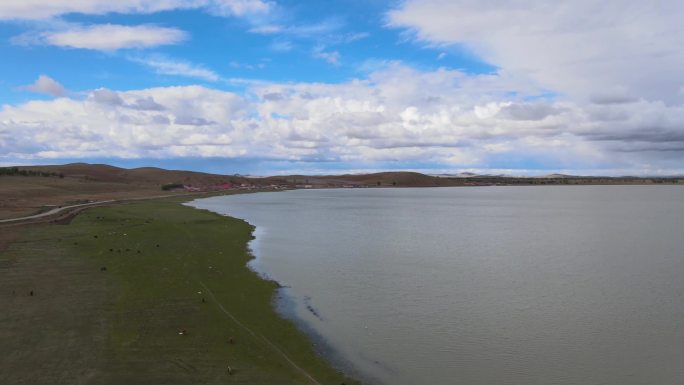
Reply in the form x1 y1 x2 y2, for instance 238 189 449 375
188 194 376 385
1 193 360 384
273 285 382 385
186 194 364 385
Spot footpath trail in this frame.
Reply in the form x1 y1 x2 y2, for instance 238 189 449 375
200 281 323 385
0 200 116 224
0 192 202 225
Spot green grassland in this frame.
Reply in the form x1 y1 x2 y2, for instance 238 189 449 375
1 197 358 385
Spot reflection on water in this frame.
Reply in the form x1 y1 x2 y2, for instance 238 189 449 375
191 186 684 385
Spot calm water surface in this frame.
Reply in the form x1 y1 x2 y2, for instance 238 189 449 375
190 186 684 385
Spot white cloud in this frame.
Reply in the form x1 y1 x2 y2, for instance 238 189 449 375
249 19 344 38
229 61 267 70
339 32 370 44
20 75 65 97
2 64 684 174
0 0 272 20
130 55 221 82
249 25 282 34
2 0 683 175
0 86 247 159
313 46 341 65
208 0 271 16
248 20 367 51
13 24 187 51
388 0 684 104
269 40 294 52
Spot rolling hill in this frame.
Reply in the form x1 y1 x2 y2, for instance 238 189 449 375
2 163 681 220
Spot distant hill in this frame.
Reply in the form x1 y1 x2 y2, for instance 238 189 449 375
1 162 682 220
539 173 578 178
263 171 453 187
0 163 253 219
431 172 480 178
20 163 252 186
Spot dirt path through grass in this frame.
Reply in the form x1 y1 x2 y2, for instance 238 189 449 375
200 281 323 385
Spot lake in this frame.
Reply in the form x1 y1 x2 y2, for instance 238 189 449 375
189 186 684 385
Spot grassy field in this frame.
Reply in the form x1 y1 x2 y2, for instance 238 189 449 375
0 175 162 219
0 197 359 385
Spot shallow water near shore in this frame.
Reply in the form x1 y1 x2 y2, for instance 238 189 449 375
191 186 684 385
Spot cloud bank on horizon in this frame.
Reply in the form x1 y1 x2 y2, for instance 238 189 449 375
1 0 683 175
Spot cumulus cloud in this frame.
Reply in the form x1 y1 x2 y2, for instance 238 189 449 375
130 96 166 111
90 88 125 105
89 89 166 111
2 0 683 175
388 0 684 104
0 0 272 20
13 24 187 51
0 86 247 159
2 64 684 174
20 75 65 97
497 103 564 121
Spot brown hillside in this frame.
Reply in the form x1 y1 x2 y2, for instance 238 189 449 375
1 163 250 219
263 171 455 187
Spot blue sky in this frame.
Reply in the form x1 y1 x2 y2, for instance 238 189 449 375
1 0 684 175
1 1 492 103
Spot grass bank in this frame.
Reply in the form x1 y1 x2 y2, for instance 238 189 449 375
0 196 359 385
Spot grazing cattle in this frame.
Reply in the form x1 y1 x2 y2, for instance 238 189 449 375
29 290 34 296
100 266 107 271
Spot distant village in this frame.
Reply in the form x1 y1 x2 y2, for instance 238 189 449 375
161 181 384 192
162 182 296 192
161 174 682 193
